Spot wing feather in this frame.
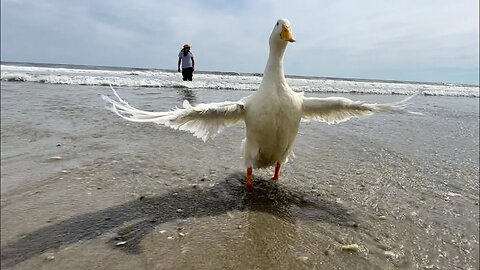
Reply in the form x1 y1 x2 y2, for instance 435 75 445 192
102 85 245 141
301 94 415 124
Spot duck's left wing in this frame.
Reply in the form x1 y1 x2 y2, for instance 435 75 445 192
301 94 415 124
102 86 245 141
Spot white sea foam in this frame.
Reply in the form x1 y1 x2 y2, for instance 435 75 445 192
1 64 478 97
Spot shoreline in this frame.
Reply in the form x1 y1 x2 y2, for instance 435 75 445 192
2 61 479 87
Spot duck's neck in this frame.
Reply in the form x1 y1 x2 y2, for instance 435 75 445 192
261 42 288 89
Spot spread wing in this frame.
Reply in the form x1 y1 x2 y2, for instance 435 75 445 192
102 85 245 141
301 94 415 124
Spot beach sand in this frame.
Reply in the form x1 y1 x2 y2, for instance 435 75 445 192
1 82 479 269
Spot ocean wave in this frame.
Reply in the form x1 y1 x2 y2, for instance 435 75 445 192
1 64 478 97
2 74 28 82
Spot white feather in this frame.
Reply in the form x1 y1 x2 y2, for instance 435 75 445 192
102 84 245 142
301 94 416 124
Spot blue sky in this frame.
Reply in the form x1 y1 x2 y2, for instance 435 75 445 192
1 0 479 85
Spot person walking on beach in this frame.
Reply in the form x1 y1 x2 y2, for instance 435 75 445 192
178 44 195 81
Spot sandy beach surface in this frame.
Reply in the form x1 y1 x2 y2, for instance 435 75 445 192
1 82 479 269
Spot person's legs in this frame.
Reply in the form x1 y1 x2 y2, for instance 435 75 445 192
187 68 193 81
181 69 188 81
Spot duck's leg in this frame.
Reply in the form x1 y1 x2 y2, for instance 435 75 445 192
272 162 281 181
246 167 253 190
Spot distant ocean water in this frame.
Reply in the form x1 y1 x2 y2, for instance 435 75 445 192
1 62 478 97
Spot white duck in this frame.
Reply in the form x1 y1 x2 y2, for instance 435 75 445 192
102 19 413 190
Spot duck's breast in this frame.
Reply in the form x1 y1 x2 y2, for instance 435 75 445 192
244 90 302 167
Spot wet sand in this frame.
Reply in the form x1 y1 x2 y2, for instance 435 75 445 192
1 82 479 269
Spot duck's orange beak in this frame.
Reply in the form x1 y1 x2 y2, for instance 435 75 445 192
280 24 296 42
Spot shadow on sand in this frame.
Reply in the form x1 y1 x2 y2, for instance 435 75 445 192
1 173 355 268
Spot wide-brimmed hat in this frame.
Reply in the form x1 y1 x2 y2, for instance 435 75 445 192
183 43 191 49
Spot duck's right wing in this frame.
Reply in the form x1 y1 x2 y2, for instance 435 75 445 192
102 85 245 141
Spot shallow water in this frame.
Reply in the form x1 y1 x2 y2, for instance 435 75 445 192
1 82 479 269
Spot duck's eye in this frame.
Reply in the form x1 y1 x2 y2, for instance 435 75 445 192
276 22 279 26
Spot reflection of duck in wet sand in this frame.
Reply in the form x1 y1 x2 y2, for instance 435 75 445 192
103 19 413 190
0 175 354 268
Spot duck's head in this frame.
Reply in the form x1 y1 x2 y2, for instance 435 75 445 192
270 19 296 44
